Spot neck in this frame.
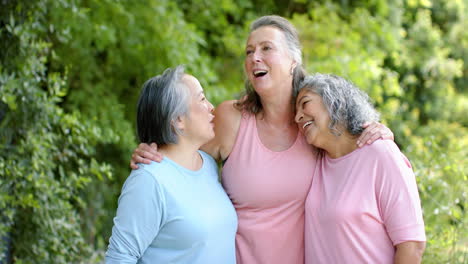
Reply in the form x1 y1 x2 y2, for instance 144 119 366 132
259 94 295 127
159 141 203 171
323 132 359 159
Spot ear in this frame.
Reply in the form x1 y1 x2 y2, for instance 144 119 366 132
172 116 185 133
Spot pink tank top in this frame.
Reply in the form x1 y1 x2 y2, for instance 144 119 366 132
222 112 317 264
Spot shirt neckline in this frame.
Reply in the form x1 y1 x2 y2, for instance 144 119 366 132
162 150 207 176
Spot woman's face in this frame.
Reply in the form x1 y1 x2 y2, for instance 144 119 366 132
295 88 333 148
244 26 296 95
180 75 215 144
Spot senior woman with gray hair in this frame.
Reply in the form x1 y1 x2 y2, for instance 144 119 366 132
105 66 237 263
295 74 426 264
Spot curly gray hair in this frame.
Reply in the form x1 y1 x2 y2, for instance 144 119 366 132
299 74 380 136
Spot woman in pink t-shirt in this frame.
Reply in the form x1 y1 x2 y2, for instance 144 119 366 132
295 74 426 264
130 16 393 264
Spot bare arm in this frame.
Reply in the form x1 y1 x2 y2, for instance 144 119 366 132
130 100 242 169
357 121 394 147
394 241 426 264
201 100 242 161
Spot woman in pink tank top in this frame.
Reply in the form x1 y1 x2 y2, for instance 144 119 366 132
130 16 393 264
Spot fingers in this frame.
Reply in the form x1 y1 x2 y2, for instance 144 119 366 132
129 142 163 169
381 127 394 141
139 143 157 153
129 152 156 169
371 123 394 141
364 131 382 146
130 160 139 170
134 148 163 162
137 142 161 160
358 123 377 147
357 122 391 147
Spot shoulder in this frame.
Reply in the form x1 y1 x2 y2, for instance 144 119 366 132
118 165 167 203
362 139 401 158
202 100 242 161
133 160 178 185
126 166 158 187
137 161 166 175
362 139 413 173
116 166 167 222
215 100 243 123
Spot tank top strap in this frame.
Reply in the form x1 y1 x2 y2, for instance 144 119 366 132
226 112 256 162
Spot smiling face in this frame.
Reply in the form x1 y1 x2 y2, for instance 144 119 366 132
179 75 215 145
244 26 296 96
295 88 334 149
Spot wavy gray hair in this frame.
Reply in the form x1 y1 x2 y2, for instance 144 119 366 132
299 74 380 136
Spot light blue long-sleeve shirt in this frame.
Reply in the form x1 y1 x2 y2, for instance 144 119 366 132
105 151 237 264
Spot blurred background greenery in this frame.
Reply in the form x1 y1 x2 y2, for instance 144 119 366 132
0 0 466 263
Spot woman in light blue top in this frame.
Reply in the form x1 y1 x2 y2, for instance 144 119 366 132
105 66 238 264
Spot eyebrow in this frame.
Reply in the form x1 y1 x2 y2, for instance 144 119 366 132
296 95 307 108
246 41 275 49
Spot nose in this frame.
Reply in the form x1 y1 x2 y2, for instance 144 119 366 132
207 101 214 113
252 50 261 62
295 109 303 124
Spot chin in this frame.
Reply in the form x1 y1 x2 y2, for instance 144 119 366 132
209 133 215 140
305 137 317 147
205 132 215 142
254 82 271 91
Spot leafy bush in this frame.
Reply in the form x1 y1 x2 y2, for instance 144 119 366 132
0 1 112 262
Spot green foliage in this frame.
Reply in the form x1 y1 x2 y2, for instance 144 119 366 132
0 1 112 262
1 0 466 263
406 121 467 263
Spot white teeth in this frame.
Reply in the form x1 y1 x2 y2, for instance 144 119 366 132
253 70 268 77
303 120 314 129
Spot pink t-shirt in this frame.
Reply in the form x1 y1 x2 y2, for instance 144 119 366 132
305 139 426 264
223 112 317 264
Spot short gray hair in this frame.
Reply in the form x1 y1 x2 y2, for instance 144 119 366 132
137 65 190 145
299 74 380 136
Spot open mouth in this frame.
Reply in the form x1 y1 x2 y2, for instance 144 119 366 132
303 120 314 129
253 70 268 78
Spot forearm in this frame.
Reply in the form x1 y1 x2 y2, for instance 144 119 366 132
394 241 426 264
